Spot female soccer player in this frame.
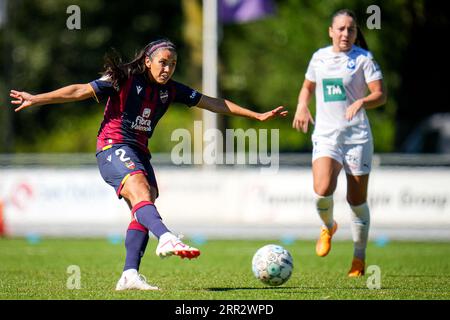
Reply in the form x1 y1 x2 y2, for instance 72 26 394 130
292 10 386 277
11 39 287 290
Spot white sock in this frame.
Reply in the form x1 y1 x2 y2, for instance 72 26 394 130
314 193 334 230
159 232 174 241
123 268 138 277
350 202 370 260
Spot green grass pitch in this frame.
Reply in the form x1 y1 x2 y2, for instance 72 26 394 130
0 238 449 300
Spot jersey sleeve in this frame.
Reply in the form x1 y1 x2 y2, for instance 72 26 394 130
89 76 118 103
172 81 203 107
305 53 317 82
363 53 383 83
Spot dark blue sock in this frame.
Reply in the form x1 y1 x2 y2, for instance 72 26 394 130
132 201 170 239
123 221 149 272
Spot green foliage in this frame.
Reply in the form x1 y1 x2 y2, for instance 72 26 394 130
14 102 103 152
220 0 424 153
1 0 184 153
0 0 429 153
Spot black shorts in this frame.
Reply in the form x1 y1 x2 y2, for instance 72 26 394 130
96 144 159 199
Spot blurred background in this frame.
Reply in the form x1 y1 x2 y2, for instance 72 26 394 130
0 0 449 241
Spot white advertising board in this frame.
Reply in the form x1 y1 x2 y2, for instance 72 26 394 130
1 167 449 239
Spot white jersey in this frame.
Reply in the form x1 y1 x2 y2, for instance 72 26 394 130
305 45 383 144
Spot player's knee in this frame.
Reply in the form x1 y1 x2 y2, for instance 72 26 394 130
314 183 334 197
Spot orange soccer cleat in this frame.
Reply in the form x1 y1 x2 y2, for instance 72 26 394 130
347 257 365 277
315 221 338 257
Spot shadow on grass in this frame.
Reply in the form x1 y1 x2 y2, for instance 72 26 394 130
205 286 299 292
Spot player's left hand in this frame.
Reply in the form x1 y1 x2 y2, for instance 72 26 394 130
258 106 288 121
345 99 365 121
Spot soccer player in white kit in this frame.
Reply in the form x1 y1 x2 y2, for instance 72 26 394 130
292 9 387 277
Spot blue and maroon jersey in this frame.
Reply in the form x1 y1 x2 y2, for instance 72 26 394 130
89 74 202 154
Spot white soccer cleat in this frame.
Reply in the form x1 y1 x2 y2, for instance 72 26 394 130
115 270 159 291
156 233 201 260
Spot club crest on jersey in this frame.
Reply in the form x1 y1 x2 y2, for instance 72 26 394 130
124 160 136 170
160 90 169 103
347 59 356 70
142 108 151 118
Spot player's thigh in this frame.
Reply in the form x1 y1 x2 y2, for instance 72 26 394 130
120 173 157 205
312 157 342 196
141 157 159 201
346 173 369 206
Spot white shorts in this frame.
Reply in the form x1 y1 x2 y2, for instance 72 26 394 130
312 140 373 176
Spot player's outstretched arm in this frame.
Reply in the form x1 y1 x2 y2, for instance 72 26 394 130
195 95 287 122
10 84 95 112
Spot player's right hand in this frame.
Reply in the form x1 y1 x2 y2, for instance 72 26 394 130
292 106 314 133
10 90 35 112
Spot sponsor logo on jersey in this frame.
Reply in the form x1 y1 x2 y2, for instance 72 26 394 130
131 108 153 132
322 78 347 102
160 90 169 103
136 85 143 95
131 115 152 132
107 155 112 162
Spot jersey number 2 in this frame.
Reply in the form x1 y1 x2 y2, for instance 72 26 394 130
115 149 131 162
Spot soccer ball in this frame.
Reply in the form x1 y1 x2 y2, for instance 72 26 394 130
251 244 293 286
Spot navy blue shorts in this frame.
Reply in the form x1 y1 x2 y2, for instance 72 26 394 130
96 144 159 199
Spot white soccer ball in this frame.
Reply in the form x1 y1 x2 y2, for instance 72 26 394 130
251 244 293 286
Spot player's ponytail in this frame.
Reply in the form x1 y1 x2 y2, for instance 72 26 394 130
102 47 147 89
355 26 369 51
331 9 369 51
102 39 176 89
